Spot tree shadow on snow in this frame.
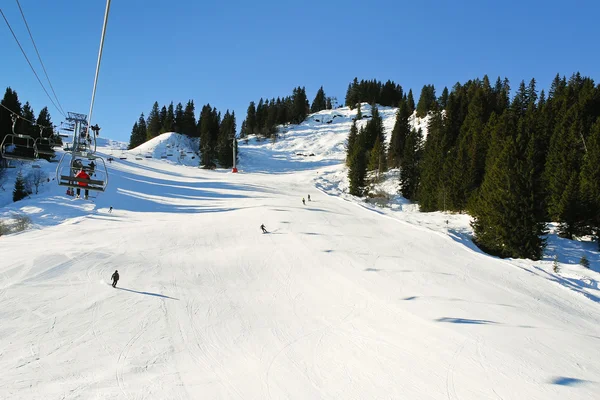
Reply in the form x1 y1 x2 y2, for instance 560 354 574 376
116 286 179 300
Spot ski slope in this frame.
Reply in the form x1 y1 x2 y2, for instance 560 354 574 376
1 106 599 399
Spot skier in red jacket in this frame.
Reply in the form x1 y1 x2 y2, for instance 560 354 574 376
75 168 90 199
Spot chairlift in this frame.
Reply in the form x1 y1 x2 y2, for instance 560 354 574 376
34 126 56 156
56 152 108 192
145 152 152 158
1 115 39 161
119 150 127 160
135 152 143 160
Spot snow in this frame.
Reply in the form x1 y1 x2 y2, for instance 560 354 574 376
1 105 599 399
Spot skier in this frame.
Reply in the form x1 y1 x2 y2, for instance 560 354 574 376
260 224 268 234
75 168 90 199
307 194 311 201
111 270 119 288
302 197 305 205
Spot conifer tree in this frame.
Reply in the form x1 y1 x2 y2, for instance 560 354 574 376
0 88 22 153
400 128 423 200
246 101 257 135
311 86 327 113
471 134 545 260
146 101 161 139
182 100 197 137
13 171 28 202
159 105 167 132
580 120 600 248
407 89 415 113
416 85 436 117
346 121 358 167
356 103 362 120
417 110 446 211
174 102 184 133
128 113 147 149
388 99 410 168
217 110 236 167
348 127 367 196
291 87 308 124
21 102 36 137
438 87 449 109
162 102 174 133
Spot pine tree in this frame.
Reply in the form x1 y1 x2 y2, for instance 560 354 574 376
128 122 139 150
417 110 445 211
159 105 167 132
21 102 36 137
161 102 174 133
580 120 600 248
348 127 367 196
438 87 449 109
388 99 410 168
174 102 184 133
245 101 257 135
146 101 161 139
407 89 415 113
346 121 358 167
400 128 423 200
181 100 197 137
311 86 327 113
0 88 22 155
471 134 545 260
416 85 436 117
291 87 308 124
13 171 28 202
356 103 362 120
198 104 220 167
217 110 236 167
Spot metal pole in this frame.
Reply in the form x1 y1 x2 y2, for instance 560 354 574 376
232 136 237 172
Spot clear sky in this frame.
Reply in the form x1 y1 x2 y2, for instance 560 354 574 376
1 0 598 142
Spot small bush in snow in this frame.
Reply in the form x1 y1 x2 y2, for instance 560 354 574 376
579 255 590 269
13 214 32 233
553 255 560 273
0 219 10 236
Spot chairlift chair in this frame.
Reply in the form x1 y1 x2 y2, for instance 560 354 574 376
56 152 108 192
1 115 39 161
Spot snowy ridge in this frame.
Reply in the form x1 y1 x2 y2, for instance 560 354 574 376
0 104 599 399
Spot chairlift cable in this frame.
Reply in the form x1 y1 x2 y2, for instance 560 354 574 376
15 0 66 117
0 102 53 130
0 8 66 118
87 0 111 130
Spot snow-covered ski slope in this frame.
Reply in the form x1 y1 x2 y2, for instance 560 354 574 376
1 105 599 400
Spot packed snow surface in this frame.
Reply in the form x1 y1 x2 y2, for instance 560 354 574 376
1 106 599 399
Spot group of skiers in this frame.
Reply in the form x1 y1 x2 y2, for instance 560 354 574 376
261 194 312 233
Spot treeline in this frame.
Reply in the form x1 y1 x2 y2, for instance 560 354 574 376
346 73 600 259
240 86 337 138
0 87 57 163
345 78 408 109
128 100 237 168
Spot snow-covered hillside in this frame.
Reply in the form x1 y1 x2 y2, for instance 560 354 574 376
1 105 599 400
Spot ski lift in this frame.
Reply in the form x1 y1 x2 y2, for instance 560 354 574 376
135 151 143 160
34 125 56 156
56 153 108 192
119 150 127 160
145 152 152 158
0 116 38 161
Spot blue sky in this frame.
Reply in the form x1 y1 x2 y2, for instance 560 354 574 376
1 0 598 143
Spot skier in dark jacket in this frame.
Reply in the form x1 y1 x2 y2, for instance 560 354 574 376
260 224 268 233
111 270 119 288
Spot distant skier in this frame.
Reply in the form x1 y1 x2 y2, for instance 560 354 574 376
260 224 268 234
307 194 311 201
111 270 119 288
302 197 305 205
